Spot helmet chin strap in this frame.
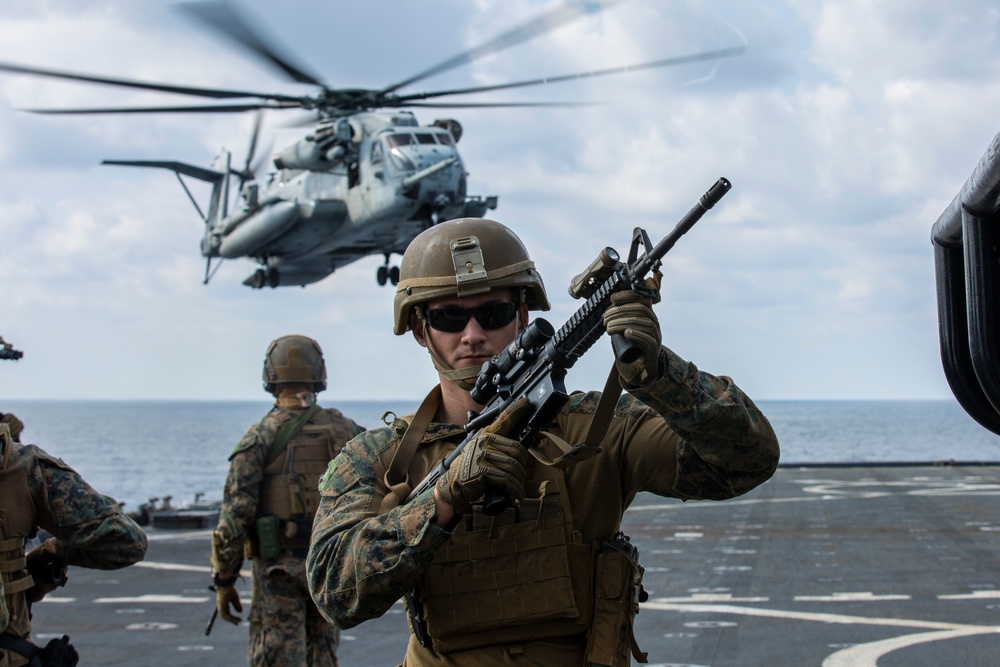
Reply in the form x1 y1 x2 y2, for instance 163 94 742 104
415 309 480 391
415 304 526 393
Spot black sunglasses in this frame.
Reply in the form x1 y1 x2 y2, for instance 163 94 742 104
424 302 518 333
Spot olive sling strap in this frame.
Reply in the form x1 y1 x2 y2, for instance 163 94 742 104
263 404 323 469
0 633 78 667
378 386 442 514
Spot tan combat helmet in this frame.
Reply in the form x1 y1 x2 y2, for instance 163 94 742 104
393 218 550 335
262 335 327 394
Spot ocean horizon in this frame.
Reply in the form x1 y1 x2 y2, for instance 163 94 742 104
1 398 998 513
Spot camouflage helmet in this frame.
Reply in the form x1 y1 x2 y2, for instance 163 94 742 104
262 335 327 393
393 218 550 335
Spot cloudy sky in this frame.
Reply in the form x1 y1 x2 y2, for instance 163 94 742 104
0 0 996 404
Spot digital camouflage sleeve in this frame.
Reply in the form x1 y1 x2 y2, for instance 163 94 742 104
18 444 147 569
306 345 779 628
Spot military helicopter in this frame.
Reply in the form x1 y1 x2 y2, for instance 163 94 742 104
0 2 745 289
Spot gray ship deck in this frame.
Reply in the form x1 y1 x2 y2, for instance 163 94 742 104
29 464 1000 666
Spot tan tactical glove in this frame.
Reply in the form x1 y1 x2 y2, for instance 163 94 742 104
25 538 68 604
435 397 532 514
215 580 243 625
603 289 663 387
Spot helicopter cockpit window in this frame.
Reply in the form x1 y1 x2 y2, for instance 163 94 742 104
386 133 414 148
371 140 385 164
435 132 454 146
415 133 437 145
389 147 416 172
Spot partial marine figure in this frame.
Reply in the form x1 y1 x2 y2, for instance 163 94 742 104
0 338 22 361
0 413 23 443
306 216 780 665
0 414 148 666
210 336 365 666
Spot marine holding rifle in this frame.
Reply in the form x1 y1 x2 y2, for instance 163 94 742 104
306 207 780 665
210 336 364 667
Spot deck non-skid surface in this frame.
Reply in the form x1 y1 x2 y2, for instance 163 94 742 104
29 465 1000 666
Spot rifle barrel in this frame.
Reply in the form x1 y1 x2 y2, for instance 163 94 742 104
633 177 730 278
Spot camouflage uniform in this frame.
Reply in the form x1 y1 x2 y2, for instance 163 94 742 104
307 346 779 666
0 422 148 667
214 400 365 667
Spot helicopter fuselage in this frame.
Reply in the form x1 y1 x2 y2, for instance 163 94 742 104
176 111 495 287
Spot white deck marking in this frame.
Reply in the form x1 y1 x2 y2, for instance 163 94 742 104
822 627 1000 667
95 594 209 604
794 592 911 602
646 598 1000 664
143 530 213 542
938 591 1000 600
655 593 770 603
626 476 1000 514
133 561 210 574
133 561 252 578
644 600 996 631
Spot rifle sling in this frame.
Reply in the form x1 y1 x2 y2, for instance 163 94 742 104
379 386 442 514
585 364 623 448
263 403 322 469
0 633 41 663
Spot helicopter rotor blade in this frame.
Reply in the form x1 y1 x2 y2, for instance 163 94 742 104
177 1 327 88
244 111 263 175
403 101 593 109
0 60 303 103
235 110 264 190
394 45 748 104
250 140 273 176
21 102 300 115
279 111 322 128
379 0 624 95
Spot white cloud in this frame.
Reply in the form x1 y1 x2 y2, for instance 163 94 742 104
0 0 997 404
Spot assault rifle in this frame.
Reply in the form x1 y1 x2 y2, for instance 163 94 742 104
405 177 732 514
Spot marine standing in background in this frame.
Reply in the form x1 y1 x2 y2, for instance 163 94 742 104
306 218 780 666
0 413 148 666
211 336 365 667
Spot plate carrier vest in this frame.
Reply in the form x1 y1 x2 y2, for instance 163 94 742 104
0 425 39 664
253 407 357 555
372 397 647 666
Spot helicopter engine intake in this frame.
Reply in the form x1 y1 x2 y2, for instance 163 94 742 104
273 138 342 171
432 119 463 143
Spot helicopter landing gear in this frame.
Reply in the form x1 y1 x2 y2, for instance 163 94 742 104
250 266 280 289
377 261 400 286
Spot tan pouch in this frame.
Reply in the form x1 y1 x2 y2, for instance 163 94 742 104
586 533 647 666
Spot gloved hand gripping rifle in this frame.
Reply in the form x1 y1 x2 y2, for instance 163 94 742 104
405 177 732 515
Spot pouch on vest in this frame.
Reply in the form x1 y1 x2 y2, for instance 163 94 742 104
585 532 648 666
253 516 281 561
417 487 593 654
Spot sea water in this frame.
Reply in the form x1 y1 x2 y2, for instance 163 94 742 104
1 399 998 512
